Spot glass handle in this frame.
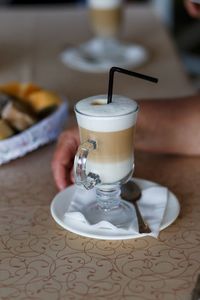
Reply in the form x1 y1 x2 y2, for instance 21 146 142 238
74 139 101 190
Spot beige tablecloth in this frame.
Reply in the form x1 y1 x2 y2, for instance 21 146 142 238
0 5 199 300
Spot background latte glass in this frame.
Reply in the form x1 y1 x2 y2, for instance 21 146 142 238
88 0 123 39
85 0 124 64
61 1 149 72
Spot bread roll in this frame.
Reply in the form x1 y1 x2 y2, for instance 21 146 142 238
18 83 41 99
0 93 11 115
0 82 20 97
27 90 61 116
1 101 36 132
0 119 14 140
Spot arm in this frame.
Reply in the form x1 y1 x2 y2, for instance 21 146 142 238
185 0 200 18
52 94 200 190
136 94 200 155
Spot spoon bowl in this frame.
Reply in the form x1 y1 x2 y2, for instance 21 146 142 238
121 181 151 233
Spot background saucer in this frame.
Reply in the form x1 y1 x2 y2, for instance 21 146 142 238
50 178 180 240
61 40 148 73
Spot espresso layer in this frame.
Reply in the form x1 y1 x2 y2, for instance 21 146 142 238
80 126 135 162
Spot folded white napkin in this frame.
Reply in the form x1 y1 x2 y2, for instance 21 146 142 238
63 184 168 238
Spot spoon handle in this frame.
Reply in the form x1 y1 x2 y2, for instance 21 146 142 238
133 202 151 234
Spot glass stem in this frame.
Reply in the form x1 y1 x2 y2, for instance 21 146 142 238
96 36 118 48
96 185 121 210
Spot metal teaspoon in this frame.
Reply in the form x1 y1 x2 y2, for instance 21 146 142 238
121 181 151 234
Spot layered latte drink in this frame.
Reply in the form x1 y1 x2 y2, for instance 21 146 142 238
88 0 123 38
75 95 138 184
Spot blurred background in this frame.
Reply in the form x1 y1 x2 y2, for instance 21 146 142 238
0 0 199 90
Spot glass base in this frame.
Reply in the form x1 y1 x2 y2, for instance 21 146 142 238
82 200 134 228
80 173 134 228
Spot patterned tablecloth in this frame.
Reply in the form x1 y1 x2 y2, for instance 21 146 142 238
0 4 199 300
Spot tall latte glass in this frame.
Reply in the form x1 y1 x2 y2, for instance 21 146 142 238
74 95 138 227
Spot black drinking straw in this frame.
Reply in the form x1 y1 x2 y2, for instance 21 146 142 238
107 66 158 104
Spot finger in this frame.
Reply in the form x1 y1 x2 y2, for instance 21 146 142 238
52 131 79 190
70 168 75 184
53 163 68 191
52 145 75 190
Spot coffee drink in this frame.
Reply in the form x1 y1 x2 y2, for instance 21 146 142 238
88 0 123 38
75 95 138 184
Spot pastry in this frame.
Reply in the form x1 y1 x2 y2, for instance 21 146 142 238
0 82 61 136
27 90 61 116
0 93 12 115
18 83 41 99
0 82 41 99
0 82 20 97
0 119 14 140
1 101 36 132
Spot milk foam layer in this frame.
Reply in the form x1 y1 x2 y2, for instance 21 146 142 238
75 95 138 132
86 159 134 183
88 0 122 9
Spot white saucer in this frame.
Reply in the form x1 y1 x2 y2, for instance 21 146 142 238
50 178 180 240
61 39 148 73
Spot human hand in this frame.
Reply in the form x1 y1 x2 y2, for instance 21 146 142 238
52 127 80 190
185 0 200 18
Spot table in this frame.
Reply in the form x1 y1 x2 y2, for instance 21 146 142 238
0 5 199 300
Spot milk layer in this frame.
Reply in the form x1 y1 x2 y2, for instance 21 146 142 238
88 0 123 9
86 158 134 183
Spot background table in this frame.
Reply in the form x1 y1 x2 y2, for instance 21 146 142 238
0 5 199 300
